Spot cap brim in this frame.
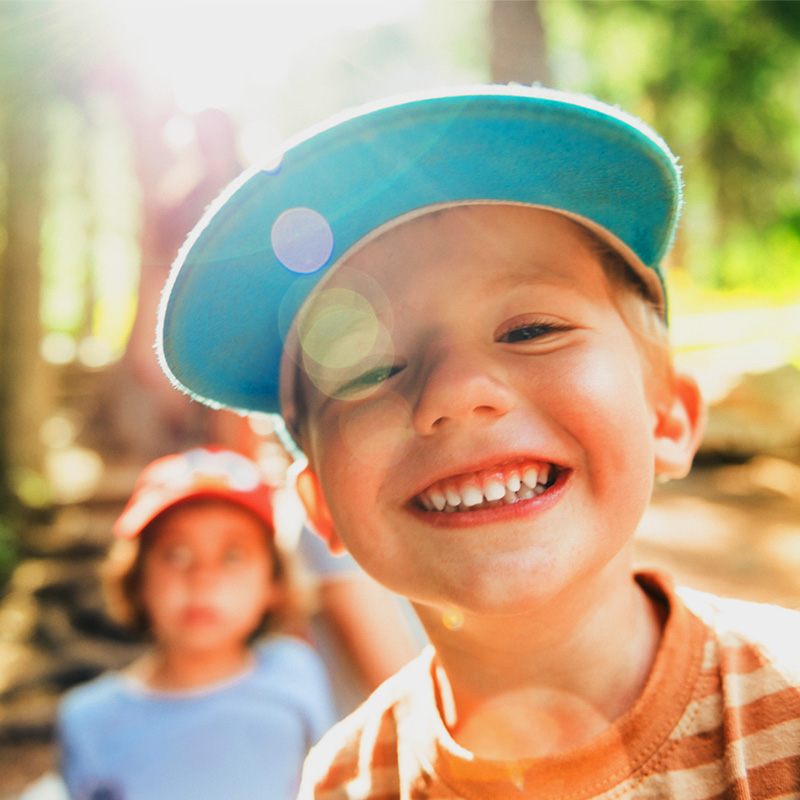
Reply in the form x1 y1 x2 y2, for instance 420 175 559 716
158 85 681 417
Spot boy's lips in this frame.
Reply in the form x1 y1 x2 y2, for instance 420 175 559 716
413 459 562 513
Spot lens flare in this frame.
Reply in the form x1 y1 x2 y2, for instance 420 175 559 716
441 608 464 632
296 287 396 400
298 289 380 368
271 207 334 274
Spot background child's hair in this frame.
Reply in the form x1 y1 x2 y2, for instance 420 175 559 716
102 496 315 641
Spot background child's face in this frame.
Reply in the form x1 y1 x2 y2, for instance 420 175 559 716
140 499 278 655
297 205 683 617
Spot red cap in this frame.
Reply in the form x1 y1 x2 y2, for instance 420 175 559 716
113 447 275 539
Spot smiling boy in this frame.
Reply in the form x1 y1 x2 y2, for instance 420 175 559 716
158 87 800 798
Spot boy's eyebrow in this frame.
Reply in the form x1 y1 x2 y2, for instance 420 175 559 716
474 263 613 313
495 266 558 285
482 261 586 292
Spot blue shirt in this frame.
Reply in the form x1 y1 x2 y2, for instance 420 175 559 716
58 636 336 800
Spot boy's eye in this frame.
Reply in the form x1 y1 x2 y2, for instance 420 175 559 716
334 364 401 398
497 321 569 344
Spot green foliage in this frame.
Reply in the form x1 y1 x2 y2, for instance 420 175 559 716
543 0 800 295
0 512 18 588
39 96 140 354
713 221 800 293
0 495 19 590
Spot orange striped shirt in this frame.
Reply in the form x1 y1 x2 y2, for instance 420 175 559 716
298 573 800 799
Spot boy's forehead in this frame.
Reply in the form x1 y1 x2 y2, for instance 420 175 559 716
335 204 595 292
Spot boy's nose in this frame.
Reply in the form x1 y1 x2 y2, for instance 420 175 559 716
411 343 514 435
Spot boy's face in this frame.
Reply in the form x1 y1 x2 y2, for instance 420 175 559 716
296 205 692 617
140 499 278 654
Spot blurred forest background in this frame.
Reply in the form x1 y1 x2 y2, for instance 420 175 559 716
1 0 800 794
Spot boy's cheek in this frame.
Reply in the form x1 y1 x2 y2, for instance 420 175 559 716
555 353 659 477
335 393 416 468
303 389 416 471
556 345 650 420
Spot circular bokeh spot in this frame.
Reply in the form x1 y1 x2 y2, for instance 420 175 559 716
299 289 380 368
271 207 334 274
441 608 464 632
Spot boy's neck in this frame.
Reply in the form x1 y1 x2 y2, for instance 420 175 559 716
417 569 666 760
130 644 256 692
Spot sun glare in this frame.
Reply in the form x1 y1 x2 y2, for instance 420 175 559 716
110 1 422 113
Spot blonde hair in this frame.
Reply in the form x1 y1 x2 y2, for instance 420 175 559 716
573 222 674 397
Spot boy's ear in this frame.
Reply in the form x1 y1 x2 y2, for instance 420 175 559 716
653 371 706 480
293 465 347 555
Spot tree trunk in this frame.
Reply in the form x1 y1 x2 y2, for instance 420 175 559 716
489 0 552 86
0 91 53 510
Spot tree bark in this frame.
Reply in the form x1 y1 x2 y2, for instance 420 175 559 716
489 0 552 86
0 90 52 508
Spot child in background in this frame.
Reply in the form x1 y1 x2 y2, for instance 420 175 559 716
57 447 336 800
157 87 800 797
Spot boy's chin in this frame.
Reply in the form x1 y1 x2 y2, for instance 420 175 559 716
411 548 637 630
411 576 568 626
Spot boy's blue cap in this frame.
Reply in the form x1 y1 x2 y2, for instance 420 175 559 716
157 85 682 420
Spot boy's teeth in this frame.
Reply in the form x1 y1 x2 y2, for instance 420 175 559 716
430 490 447 511
517 484 535 500
484 480 506 502
461 486 483 507
521 467 539 489
539 464 551 485
419 462 558 513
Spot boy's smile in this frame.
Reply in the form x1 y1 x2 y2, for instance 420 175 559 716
299 204 671 616
413 458 558 513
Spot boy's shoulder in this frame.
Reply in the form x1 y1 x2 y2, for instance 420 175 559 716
677 584 800 680
299 646 437 798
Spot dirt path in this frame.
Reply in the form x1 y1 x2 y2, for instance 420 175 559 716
636 459 800 609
